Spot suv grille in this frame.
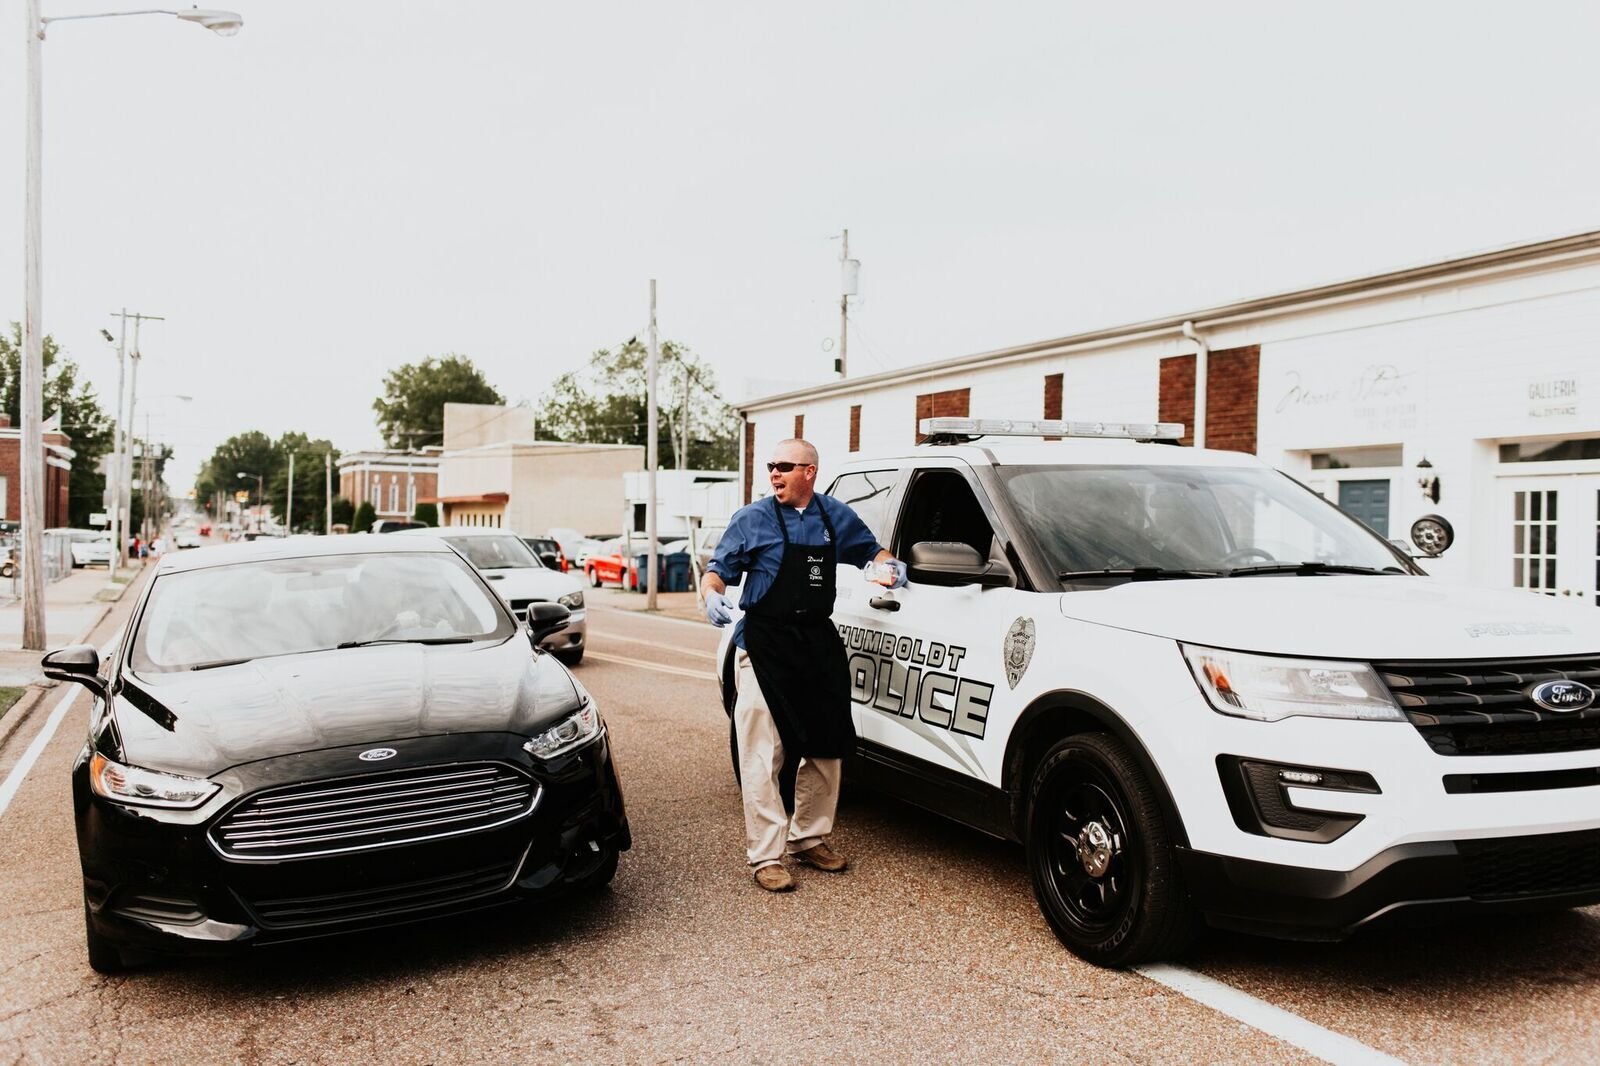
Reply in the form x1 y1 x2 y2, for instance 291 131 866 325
1460 829 1600 900
211 764 540 860
241 858 522 928
507 597 545 621
1373 656 1600 756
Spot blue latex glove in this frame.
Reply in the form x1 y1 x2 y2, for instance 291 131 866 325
705 591 734 627
885 559 908 589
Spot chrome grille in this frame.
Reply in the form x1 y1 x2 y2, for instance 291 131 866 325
211 763 540 860
1373 655 1600 756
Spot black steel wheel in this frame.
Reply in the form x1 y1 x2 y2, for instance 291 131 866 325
1027 732 1193 967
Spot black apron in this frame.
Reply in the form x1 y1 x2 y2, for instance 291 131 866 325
740 496 856 759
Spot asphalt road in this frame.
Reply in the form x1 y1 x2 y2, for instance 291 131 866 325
2 592 1598 1064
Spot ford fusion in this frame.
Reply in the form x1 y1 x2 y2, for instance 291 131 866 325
45 536 629 973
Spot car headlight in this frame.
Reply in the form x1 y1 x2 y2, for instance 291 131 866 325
89 752 220 809
558 591 584 611
1181 644 1405 723
523 698 603 759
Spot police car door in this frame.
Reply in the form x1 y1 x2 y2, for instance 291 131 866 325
840 459 1024 788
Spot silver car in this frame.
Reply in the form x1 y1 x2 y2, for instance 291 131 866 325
395 527 588 665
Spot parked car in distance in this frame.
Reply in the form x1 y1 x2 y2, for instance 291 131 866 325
522 537 568 573
583 540 637 589
372 519 429 534
173 529 203 550
48 528 113 568
45 535 629 973
396 528 588 665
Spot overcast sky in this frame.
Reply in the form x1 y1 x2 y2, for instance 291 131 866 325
3 2 1599 492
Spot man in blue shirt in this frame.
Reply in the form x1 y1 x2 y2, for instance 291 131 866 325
701 438 905 892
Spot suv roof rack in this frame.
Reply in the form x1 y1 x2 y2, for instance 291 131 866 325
917 417 1186 445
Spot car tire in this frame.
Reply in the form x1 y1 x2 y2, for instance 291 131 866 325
555 647 584 666
84 904 128 975
588 568 602 588
1026 731 1195 967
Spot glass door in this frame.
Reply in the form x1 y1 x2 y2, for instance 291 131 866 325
1502 475 1600 606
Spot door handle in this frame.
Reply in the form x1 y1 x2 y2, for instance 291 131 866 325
868 595 900 612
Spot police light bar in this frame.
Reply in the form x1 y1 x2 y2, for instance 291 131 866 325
918 417 1185 441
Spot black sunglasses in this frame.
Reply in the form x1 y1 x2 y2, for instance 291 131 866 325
765 461 812 473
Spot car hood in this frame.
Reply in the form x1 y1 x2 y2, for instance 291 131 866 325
1057 576 1600 659
479 567 583 599
114 637 581 778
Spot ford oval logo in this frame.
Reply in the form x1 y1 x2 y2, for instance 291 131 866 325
1529 680 1596 713
358 747 398 762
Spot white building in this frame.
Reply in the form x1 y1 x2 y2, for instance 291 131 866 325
737 230 1600 604
621 469 740 542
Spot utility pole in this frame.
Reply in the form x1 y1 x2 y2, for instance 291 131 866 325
646 279 659 610
680 363 690 471
21 0 45 649
106 309 162 574
285 451 294 533
838 228 849 379
325 451 332 534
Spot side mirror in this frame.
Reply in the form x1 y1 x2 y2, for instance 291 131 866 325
907 541 1015 588
525 602 572 644
1409 514 1454 558
41 644 107 700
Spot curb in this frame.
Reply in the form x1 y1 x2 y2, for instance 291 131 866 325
0 683 51 754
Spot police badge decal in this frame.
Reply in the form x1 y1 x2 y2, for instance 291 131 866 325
1003 617 1035 689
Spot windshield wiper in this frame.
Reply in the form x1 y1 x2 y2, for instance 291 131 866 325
1224 562 1406 577
335 637 476 649
1058 567 1221 582
189 657 254 671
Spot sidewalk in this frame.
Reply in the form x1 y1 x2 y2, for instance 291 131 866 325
0 566 140 686
585 585 706 624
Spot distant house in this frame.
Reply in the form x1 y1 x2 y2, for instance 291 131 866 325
337 448 441 522
0 411 73 527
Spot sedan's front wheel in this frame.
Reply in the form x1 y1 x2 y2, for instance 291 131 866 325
1027 732 1194 967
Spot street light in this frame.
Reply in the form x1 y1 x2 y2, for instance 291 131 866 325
20 2 243 649
237 471 263 532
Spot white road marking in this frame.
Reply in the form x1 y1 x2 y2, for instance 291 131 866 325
585 651 717 681
592 634 718 661
0 632 121 819
1135 964 1407 1066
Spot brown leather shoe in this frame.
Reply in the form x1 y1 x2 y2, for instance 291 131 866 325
791 841 848 873
753 864 795 892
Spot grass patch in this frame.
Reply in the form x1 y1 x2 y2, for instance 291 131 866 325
0 686 27 723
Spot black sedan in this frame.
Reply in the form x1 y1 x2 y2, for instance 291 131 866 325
44 535 630 973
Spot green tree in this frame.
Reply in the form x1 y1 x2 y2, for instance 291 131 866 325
535 339 738 469
412 502 438 526
0 324 115 527
352 500 377 534
268 433 339 533
331 495 355 530
372 354 503 449
196 431 279 513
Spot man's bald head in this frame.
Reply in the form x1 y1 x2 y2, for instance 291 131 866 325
768 438 820 506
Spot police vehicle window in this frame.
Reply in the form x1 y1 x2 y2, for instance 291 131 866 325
827 470 898 543
897 470 999 560
999 465 1404 575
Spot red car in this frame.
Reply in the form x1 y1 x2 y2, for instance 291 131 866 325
198 524 212 537
583 541 639 589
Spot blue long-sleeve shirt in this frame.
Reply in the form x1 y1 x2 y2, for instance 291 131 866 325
709 493 885 649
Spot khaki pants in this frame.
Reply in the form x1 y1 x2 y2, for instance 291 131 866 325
734 648 842 867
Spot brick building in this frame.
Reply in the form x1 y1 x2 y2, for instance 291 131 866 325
736 230 1600 597
0 412 73 527
337 449 440 523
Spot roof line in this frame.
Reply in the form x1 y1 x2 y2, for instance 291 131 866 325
738 227 1600 412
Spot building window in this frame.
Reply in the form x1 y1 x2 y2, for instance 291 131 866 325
406 480 417 516
0 475 8 519
389 478 399 513
794 414 805 439
370 480 381 509
849 405 861 453
1311 446 1403 469
1499 437 1600 463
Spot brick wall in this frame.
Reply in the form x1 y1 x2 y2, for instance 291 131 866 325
1158 346 1259 452
849 405 861 452
1205 345 1260 454
743 420 756 504
914 387 970 443
1159 355 1197 447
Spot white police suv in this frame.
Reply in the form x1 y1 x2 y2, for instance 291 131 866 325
717 417 1600 966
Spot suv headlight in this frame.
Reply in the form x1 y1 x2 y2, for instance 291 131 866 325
558 591 584 611
523 699 603 759
89 752 220 809
1181 644 1405 723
